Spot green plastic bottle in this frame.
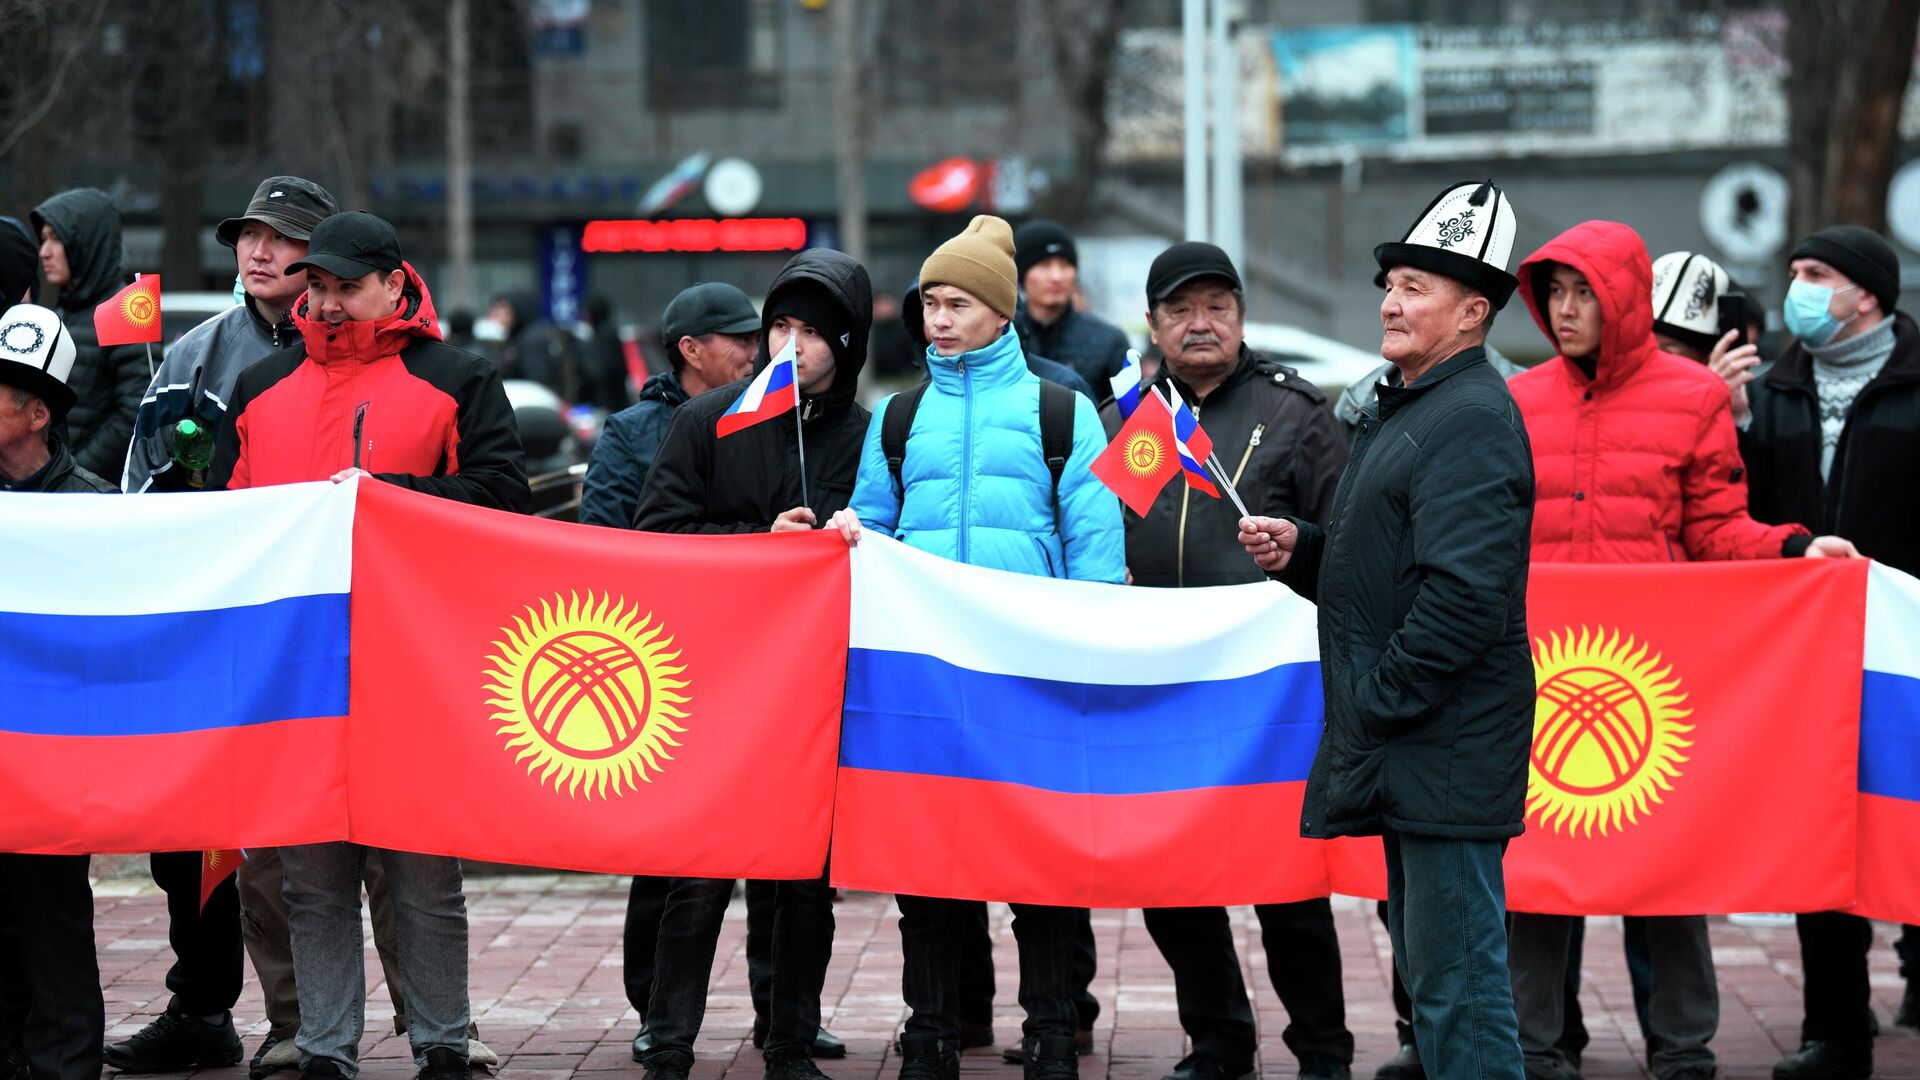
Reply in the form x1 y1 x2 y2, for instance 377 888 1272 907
172 418 213 487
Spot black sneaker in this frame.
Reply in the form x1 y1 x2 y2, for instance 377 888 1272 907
766 1050 831 1080
1664 1067 1717 1080
251 1034 302 1079
1 1042 28 1080
644 1051 694 1080
302 1060 349 1080
631 1026 656 1063
958 1021 995 1050
1300 1056 1353 1080
1022 1035 1080 1080
103 1007 244 1072
1161 1052 1254 1080
1899 983 1920 1031
897 1034 959 1080
418 1046 472 1080
1374 1043 1426 1080
1774 1042 1871 1080
755 1026 848 1060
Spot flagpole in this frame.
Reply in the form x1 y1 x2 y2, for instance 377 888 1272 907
1204 450 1251 520
144 342 155 379
795 392 810 515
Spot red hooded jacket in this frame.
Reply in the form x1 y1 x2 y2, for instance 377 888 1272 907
209 263 529 511
1507 220 1805 563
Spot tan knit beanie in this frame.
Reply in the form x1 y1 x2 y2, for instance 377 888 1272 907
919 215 1019 321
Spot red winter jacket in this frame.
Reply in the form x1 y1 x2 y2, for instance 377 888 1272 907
209 263 529 511
1507 220 1805 564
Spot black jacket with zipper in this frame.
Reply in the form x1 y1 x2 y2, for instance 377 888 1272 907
1279 346 1535 840
1740 310 1920 576
633 249 873 533
1100 345 1348 587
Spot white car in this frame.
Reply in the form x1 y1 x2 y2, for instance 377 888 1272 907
1237 322 1384 398
159 291 244 348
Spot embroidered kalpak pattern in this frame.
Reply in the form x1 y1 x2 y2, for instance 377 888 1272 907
1434 207 1475 249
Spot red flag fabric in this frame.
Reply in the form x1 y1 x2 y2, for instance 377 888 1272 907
94 275 162 346
199 849 242 911
1328 560 1866 915
1090 395 1182 515
345 481 848 878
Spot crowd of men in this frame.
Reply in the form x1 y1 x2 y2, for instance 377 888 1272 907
0 171 1916 1080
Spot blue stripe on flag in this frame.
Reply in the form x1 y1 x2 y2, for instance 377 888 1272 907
1861 669 1920 801
841 648 1323 795
0 594 349 736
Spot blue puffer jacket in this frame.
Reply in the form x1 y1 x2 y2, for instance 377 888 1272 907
848 325 1125 583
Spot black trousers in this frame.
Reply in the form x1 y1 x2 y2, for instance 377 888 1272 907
151 849 242 1016
956 902 1099 1030
1797 911 1878 1050
1145 899 1352 1071
625 877 779 1027
642 875 834 1061
902 896 1077 1042
0 854 103 1080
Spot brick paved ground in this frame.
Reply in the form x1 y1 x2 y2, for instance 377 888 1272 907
92 877 1920 1080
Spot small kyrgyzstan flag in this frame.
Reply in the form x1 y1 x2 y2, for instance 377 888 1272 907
716 336 797 437
94 275 162 347
199 848 242 912
1091 390 1181 515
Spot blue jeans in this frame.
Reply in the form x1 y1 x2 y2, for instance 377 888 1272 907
1384 832 1524 1080
280 843 469 1077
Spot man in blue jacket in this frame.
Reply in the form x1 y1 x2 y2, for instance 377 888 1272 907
829 215 1123 1080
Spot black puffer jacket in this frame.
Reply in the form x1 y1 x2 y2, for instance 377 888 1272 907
1101 346 1348 587
1741 311 1920 575
1278 347 1536 840
31 189 145 479
634 249 873 532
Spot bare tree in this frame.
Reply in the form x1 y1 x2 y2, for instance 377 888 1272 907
1785 0 1920 239
1035 0 1127 225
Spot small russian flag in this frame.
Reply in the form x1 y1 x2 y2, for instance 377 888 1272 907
717 337 798 438
1110 349 1143 419
1161 385 1219 498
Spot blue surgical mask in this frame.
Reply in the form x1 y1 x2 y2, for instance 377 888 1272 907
1783 279 1859 346
231 273 247 305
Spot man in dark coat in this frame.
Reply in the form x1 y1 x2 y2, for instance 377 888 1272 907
1240 181 1534 1080
629 248 874 1080
1104 242 1353 1080
1742 225 1920 1080
31 187 146 478
1012 220 1132 389
580 283 760 529
0 303 111 1080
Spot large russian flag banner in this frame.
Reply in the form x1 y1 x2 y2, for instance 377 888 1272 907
346 481 848 879
0 482 352 853
1852 563 1920 923
1329 560 1866 916
831 534 1329 907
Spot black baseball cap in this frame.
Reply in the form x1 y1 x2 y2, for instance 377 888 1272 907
1146 241 1243 305
284 211 404 279
660 282 760 350
216 176 338 247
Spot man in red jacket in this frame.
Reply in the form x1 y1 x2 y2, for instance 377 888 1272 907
210 211 528 1080
1504 220 1856 1080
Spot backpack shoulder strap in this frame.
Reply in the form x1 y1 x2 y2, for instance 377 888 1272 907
881 380 932 498
1038 380 1076 498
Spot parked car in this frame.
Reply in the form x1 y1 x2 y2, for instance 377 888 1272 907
1238 322 1383 400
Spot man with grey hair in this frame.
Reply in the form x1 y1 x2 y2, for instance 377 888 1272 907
1240 180 1534 1080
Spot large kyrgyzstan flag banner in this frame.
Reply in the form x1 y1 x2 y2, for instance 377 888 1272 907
1328 559 1868 915
347 480 848 878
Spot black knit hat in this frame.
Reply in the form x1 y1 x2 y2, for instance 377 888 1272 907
1788 226 1901 314
1014 219 1078 282
765 278 853 373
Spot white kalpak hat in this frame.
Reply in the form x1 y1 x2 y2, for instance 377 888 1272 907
1374 179 1519 310
0 304 77 418
1650 251 1731 346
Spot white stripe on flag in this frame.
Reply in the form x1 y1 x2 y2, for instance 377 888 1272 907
1866 563 1920 680
848 533 1318 684
2 479 355 616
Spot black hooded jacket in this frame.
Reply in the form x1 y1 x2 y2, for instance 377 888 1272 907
31 189 146 478
1741 310 1920 575
633 249 874 532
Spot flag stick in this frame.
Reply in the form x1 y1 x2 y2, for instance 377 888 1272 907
795 396 810 514
1204 450 1252 519
144 341 155 379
